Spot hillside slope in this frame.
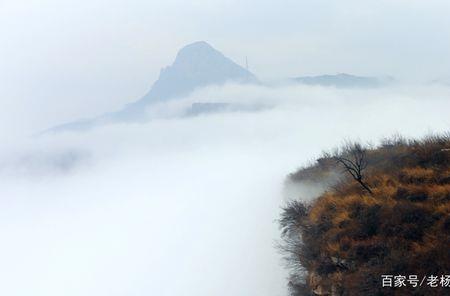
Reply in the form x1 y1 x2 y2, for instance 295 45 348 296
280 135 450 295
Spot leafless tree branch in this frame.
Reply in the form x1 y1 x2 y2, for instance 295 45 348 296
334 143 373 195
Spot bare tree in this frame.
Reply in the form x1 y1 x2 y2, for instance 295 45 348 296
334 143 373 195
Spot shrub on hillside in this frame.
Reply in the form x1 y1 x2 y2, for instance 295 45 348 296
280 134 450 295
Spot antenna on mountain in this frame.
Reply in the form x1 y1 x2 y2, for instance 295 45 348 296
245 56 249 71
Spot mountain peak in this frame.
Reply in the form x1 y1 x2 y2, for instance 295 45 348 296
178 41 216 53
135 41 257 105
48 42 259 130
173 41 223 66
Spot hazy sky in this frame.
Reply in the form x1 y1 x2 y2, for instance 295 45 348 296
1 0 450 137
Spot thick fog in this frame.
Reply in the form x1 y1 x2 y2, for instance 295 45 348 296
1 1 450 294
0 83 449 295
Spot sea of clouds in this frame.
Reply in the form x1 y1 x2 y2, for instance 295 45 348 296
0 83 449 296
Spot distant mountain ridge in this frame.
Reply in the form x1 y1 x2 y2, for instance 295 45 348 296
292 73 392 88
47 44 395 133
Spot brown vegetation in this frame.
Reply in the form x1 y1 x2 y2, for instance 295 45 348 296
280 134 450 295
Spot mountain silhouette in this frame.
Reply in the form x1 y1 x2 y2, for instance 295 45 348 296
50 41 258 131
116 41 258 120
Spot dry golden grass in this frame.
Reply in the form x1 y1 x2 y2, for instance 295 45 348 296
280 134 450 295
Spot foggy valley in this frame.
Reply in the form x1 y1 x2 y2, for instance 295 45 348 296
1 79 449 295
1 1 450 295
